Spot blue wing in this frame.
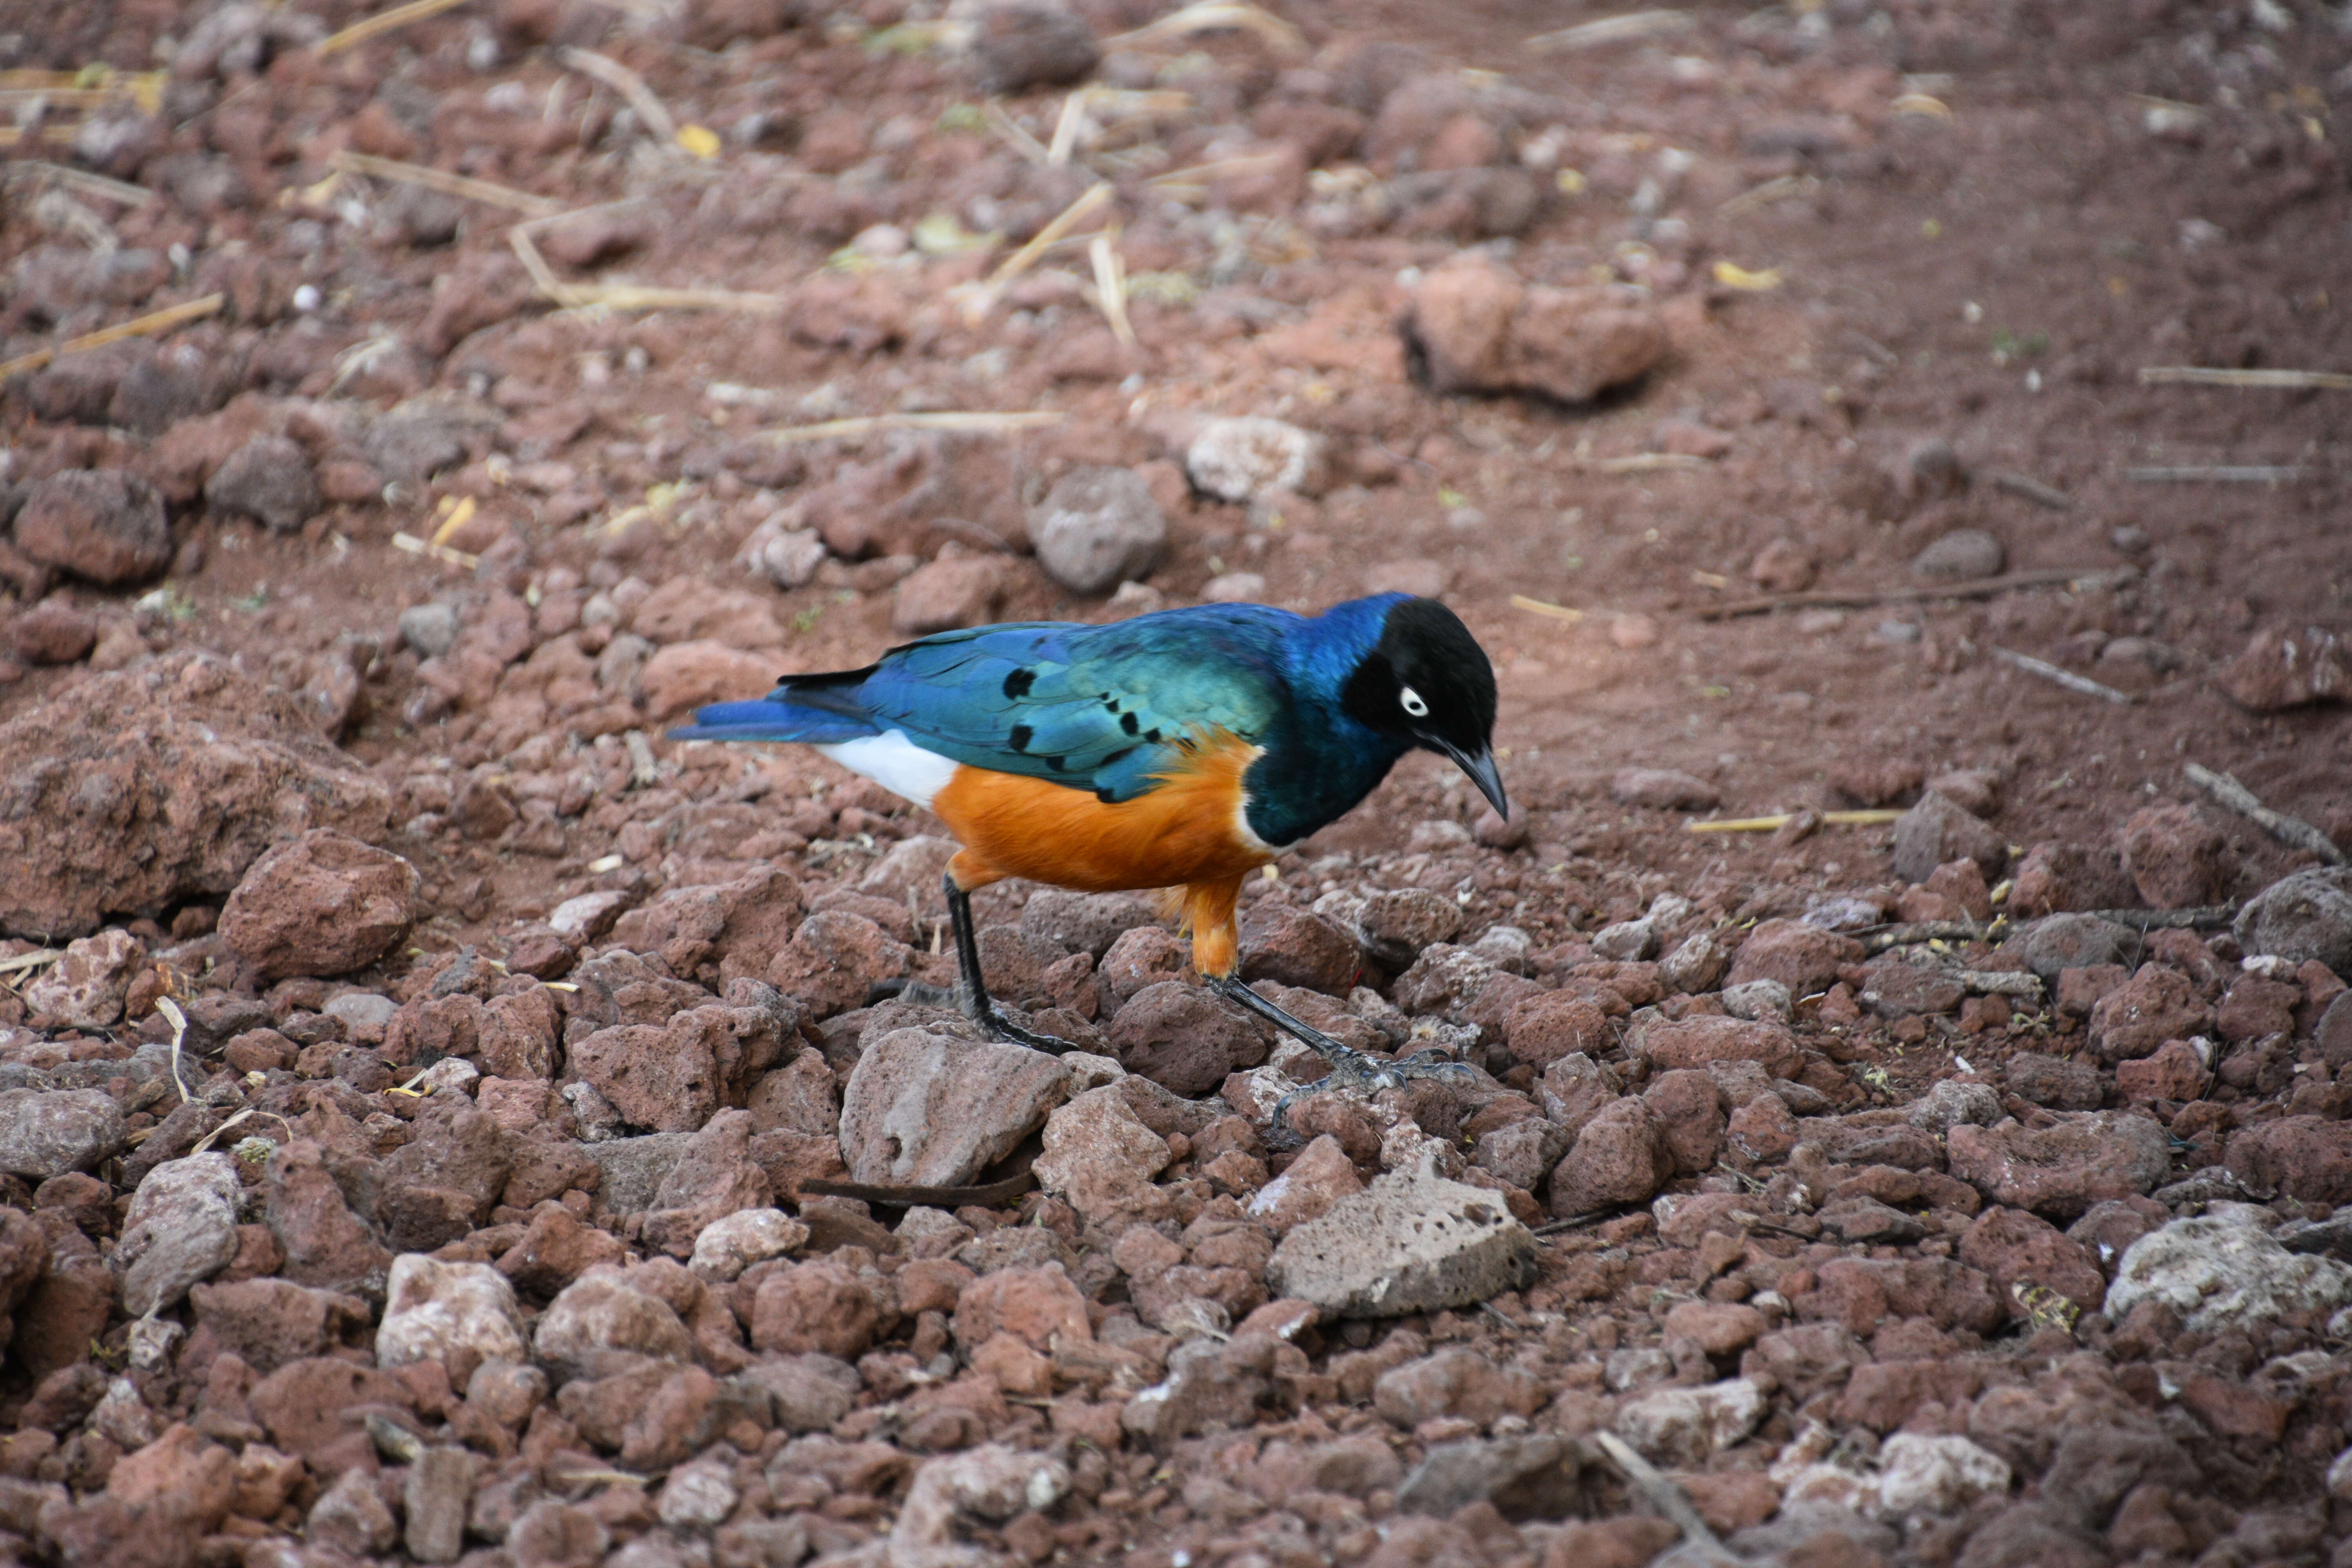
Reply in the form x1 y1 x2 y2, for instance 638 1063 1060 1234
674 604 1305 802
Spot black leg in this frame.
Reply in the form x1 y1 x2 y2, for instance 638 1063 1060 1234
1209 974 1475 1098
944 872 1076 1054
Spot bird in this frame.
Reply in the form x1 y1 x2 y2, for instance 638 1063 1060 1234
671 591 1505 1092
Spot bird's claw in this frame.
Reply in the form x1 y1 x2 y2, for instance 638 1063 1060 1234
969 1000 1078 1056
1392 1047 1478 1083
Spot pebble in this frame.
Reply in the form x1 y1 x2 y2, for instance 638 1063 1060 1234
0 1089 126 1180
1910 528 2005 580
203 434 321 534
2105 1213 2352 1333
1185 417 1328 503
1027 466 1167 595
12 469 173 586
1401 254 1667 402
1266 1165 1536 1317
218 828 421 981
1200 571 1269 604
2233 866 2352 973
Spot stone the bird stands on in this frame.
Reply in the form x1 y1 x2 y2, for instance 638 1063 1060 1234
673 593 1505 1091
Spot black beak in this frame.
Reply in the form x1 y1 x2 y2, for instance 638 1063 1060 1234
1438 743 1508 819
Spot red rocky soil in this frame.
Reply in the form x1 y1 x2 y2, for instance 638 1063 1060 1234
0 0 2350 1565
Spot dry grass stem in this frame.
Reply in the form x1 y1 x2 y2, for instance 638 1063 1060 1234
984 100 1052 165
2126 465 2310 483
2 160 153 206
392 532 483 569
560 46 680 145
0 292 224 381
1990 645 2136 705
985 181 1114 289
1688 810 1904 833
1089 232 1135 347
331 150 560 216
2185 763 2346 865
1988 471 2073 509
1509 594 1585 622
1530 10 1696 51
1106 2 1306 56
316 0 478 56
760 411 1066 444
1591 452 1709 474
2137 366 2352 390
1695 565 2138 621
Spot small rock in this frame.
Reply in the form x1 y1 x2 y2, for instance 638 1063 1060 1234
2118 804 2232 909
218 828 419 981
113 1153 242 1316
1109 981 1267 1097
2105 1214 2352 1334
1245 1134 1363 1234
534 1265 695 1379
892 555 1003 635
840 1027 1069 1187
2225 1116 2352 1206
1033 1086 1171 1225
12 468 173 585
1239 905 1360 995
11 599 98 665
1184 416 1328 502
1748 538 1815 593
1608 768 1720 811
1728 919 1862 995
1401 254 1666 403
1945 1112 2173 1218
376 1254 528 1380
1266 1165 1536 1317
1394 1433 1581 1520
738 517 828 590
2233 867 2352 973
204 435 321 533
1910 528 2005 581
1877 1433 2011 1518
22 928 144 1028
2005 914 2138 980
1720 979 1793 1022
2213 625 2350 711
310 1466 396 1557
398 602 462 658
688 1208 807 1281
1028 466 1167 595
1612 1378 1766 1465
1345 887 1463 968
2088 964 2213 1062
0 1089 126 1179
1891 789 2007 883
969 0 1099 94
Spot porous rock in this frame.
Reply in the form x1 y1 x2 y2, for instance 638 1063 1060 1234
219 829 419 981
0 1089 126 1180
839 1027 1069 1187
0 653 394 939
2105 1214 2352 1334
1402 254 1665 403
1265 1165 1536 1317
2233 866 2352 974
112 1153 242 1317
12 467 173 585
1027 466 1167 595
376 1254 528 1377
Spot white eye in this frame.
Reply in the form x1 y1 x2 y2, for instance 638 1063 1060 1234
1399 686 1429 718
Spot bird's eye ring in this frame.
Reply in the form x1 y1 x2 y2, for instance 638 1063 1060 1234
1399 686 1429 718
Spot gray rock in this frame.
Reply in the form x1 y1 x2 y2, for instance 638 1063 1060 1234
364 395 490 485
741 1353 861 1433
1819 1196 1927 1244
1891 789 2007 883
205 434 321 533
0 1088 125 1179
2105 1213 2352 1334
2006 914 2137 980
405 1447 474 1565
1904 1078 2003 1134
970 0 1100 94
1609 768 1720 811
1470 1117 1570 1192
113 1152 243 1316
583 1132 695 1214
1265 1165 1536 1318
2234 867 2352 974
1020 889 1159 960
1027 467 1167 595
1720 979 1793 1023
839 1027 1069 1187
1395 1434 1588 1520
1184 416 1328 502
399 602 462 659
1612 1377 1768 1465
1911 528 2005 581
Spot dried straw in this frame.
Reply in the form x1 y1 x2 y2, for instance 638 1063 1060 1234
0 292 223 381
316 0 478 56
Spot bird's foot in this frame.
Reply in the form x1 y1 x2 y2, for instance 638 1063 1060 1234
865 976 959 1008
967 999 1079 1056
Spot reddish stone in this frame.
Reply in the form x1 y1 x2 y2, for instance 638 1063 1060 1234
1726 920 1862 996
2088 965 2214 1063
2118 804 2234 910
2114 1040 2210 1104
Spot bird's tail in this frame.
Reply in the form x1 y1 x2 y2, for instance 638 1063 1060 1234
668 668 879 744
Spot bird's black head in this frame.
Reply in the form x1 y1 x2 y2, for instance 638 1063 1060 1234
1341 597 1506 816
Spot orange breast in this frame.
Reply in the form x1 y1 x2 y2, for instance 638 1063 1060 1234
928 732 1275 896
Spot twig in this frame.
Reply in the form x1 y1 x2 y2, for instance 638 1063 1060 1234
1104 1 1306 56
2126 465 2309 483
1695 565 2137 620
1530 10 1696 50
1687 810 1903 833
1590 452 1708 474
330 150 559 217
1862 920 1995 951
392 532 481 570
1 160 152 206
0 293 223 381
986 181 1113 289
1593 1431 1722 1550
1047 89 1093 165
316 0 476 56
2137 366 2352 391
759 411 1065 444
1530 1209 1616 1236
1960 969 2043 998
1089 232 1134 347
1144 151 1293 188
2185 763 2347 866
1510 595 1584 623
154 996 193 1104
1989 646 2136 705
1989 471 2073 510
983 100 1051 166
1717 174 1818 216
0 949 65 976
559 46 680 145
